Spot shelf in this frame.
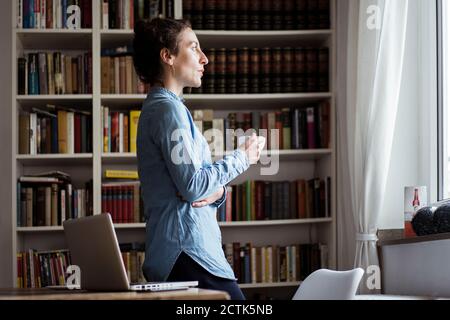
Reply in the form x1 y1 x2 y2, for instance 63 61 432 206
102 153 137 164
114 223 145 229
101 29 134 48
185 93 332 109
101 150 332 165
218 149 332 161
17 94 92 100
101 93 332 109
219 218 332 227
100 29 333 48
239 281 301 289
195 30 333 48
16 95 93 108
101 94 146 106
16 29 92 50
16 224 145 232
16 218 332 232
17 226 63 232
16 154 93 166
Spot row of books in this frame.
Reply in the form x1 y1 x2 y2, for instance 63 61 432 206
17 0 92 29
183 0 330 31
17 242 326 288
16 249 72 288
17 52 92 95
223 242 327 284
217 178 331 223
190 47 329 94
101 108 141 153
119 242 146 283
16 171 93 227
101 0 168 29
101 50 150 94
192 103 330 152
19 106 93 155
18 104 330 156
101 181 144 224
16 243 143 288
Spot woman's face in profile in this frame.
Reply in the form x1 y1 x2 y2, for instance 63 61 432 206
172 28 209 88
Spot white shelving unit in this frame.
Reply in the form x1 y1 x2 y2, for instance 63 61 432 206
10 0 337 297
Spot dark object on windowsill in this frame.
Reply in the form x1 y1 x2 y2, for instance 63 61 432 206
412 199 450 236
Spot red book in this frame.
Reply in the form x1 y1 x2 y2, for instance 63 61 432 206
260 113 268 149
129 0 134 29
81 0 92 28
297 180 307 219
128 186 133 223
306 107 316 149
74 113 81 153
111 112 119 152
275 111 283 150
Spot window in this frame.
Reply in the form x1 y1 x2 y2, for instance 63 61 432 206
439 0 450 199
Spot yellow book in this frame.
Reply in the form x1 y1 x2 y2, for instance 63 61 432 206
17 253 23 288
57 110 68 154
129 110 141 153
105 170 139 179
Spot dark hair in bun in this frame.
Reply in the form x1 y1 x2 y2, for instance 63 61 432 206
133 18 191 85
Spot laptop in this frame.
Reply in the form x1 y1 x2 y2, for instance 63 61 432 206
62 213 198 292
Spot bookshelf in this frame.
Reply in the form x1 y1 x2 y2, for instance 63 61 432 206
11 0 336 299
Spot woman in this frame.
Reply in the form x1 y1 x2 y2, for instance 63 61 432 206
133 18 260 300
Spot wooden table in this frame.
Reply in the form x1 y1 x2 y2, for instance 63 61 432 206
0 288 230 300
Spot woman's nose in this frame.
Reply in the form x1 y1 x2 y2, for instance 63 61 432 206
200 50 208 65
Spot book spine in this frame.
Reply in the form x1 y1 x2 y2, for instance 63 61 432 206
18 0 24 28
119 112 124 153
40 0 46 29
306 107 315 149
101 0 108 28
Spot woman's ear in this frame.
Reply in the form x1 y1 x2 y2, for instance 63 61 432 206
160 48 174 66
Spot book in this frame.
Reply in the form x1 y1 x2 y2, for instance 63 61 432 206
129 110 141 153
104 170 139 180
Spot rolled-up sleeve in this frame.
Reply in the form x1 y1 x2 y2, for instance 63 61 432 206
151 101 250 203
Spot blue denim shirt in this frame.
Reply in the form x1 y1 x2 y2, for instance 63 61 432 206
137 87 250 281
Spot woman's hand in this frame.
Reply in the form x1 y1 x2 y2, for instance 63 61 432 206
238 133 261 165
191 187 224 208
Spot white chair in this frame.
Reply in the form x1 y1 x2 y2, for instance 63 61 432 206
292 268 365 300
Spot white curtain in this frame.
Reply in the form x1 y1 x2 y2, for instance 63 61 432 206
337 0 409 293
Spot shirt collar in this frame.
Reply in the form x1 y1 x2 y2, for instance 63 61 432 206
150 86 186 103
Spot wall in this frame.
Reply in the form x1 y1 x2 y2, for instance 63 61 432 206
381 238 450 297
0 0 13 287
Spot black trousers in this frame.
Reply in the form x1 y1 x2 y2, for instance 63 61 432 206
167 252 245 300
